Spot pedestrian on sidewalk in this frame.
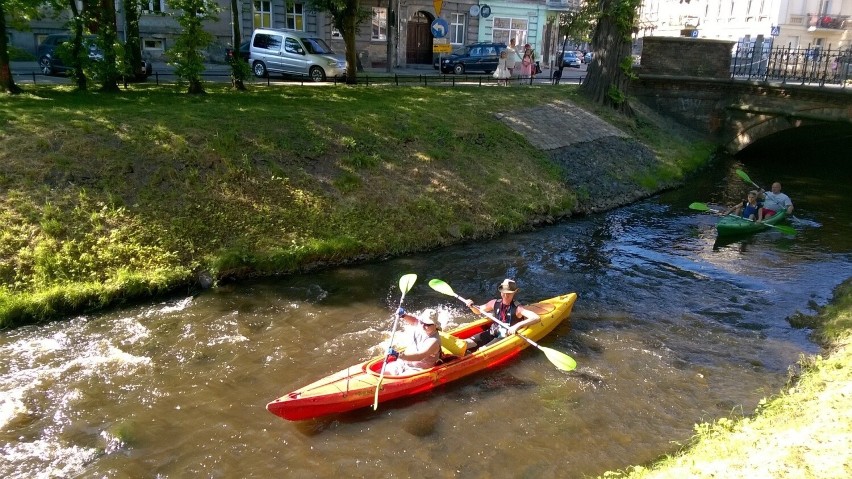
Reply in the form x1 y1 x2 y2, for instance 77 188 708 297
520 44 534 78
493 50 511 86
506 38 521 78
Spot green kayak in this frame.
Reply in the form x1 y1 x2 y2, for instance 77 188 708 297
717 210 787 237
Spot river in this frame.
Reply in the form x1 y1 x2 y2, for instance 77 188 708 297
1 151 850 478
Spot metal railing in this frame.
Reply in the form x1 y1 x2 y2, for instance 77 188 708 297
730 43 852 87
807 13 849 30
10 68 584 88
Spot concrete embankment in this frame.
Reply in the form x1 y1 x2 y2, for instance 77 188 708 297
499 99 701 214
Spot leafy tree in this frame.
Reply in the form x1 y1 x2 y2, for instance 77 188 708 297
167 0 219 94
553 9 595 67
306 0 371 84
580 0 641 113
0 0 55 94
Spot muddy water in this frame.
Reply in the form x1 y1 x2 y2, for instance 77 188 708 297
1 156 850 478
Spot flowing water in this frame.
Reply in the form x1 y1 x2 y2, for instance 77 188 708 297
1 151 850 478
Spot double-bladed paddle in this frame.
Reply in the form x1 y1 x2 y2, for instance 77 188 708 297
689 202 796 235
373 273 418 411
428 279 577 372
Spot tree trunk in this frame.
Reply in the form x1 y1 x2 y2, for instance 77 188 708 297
98 0 121 92
230 0 245 90
0 0 22 94
580 0 636 114
543 16 555 66
123 0 143 81
69 0 88 90
343 1 358 85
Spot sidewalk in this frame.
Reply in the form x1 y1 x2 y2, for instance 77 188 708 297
10 60 578 85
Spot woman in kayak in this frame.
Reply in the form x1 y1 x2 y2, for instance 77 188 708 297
386 309 441 374
463 278 541 352
724 190 761 220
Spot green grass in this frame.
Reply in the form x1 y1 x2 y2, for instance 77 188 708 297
0 84 706 326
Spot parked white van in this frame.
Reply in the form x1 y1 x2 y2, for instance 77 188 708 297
249 28 347 82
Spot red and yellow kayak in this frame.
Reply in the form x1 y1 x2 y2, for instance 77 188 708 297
267 292 578 421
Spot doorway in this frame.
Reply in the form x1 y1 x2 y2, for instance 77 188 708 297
406 11 434 65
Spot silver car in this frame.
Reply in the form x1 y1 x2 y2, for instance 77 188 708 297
249 28 347 82
561 52 582 69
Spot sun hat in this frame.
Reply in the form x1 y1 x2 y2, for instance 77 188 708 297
419 308 438 325
497 279 519 294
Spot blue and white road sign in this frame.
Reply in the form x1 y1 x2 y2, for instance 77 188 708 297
431 18 449 39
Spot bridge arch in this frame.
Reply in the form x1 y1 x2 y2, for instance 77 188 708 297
725 104 852 154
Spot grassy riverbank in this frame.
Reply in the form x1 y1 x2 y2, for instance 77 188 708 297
0 84 706 326
601 279 852 479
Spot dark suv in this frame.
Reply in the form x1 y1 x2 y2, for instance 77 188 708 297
438 42 506 74
37 33 152 79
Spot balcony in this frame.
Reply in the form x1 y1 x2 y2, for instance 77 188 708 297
807 13 849 30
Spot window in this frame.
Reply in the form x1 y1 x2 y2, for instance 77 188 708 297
254 1 271 29
143 39 164 51
284 37 302 54
492 17 528 46
286 3 305 31
253 33 283 51
372 7 387 41
450 13 465 45
143 0 164 12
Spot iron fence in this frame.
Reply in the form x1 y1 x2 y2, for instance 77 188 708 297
10 68 583 88
730 42 852 87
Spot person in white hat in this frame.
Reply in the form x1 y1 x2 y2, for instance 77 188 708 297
385 308 441 374
463 278 541 352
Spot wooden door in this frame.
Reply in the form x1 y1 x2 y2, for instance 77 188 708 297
406 13 433 65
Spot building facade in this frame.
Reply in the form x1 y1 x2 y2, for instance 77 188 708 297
9 0 582 68
635 0 850 53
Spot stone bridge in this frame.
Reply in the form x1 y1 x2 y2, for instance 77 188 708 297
631 37 852 154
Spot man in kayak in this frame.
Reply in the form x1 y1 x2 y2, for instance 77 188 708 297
724 190 761 220
386 309 441 374
463 278 541 352
758 182 794 220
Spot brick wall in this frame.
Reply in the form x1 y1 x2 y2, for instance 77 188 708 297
640 37 734 79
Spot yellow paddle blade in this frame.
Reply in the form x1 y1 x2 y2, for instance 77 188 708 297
541 346 577 372
399 273 417 296
428 279 456 297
